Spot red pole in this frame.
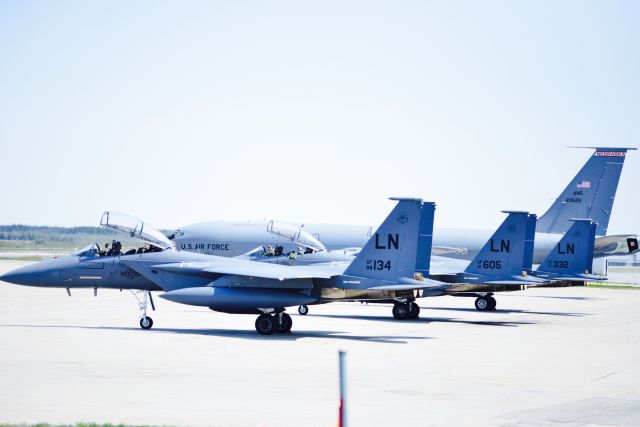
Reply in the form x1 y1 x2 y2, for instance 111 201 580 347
338 350 347 427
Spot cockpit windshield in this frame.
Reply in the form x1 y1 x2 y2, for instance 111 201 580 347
74 243 100 257
266 221 326 252
100 211 173 250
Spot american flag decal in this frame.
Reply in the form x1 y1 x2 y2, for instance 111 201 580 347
577 180 591 189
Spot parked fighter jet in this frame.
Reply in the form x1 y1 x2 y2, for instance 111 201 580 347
170 147 638 262
0 198 452 334
427 213 604 311
531 218 602 282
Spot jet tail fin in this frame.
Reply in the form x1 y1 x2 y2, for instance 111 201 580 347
537 147 635 236
537 219 597 276
344 198 435 280
464 211 535 277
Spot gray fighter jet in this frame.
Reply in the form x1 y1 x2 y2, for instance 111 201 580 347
0 198 451 334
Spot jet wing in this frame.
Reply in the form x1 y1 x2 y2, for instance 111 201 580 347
428 255 471 275
151 258 337 281
594 235 639 258
432 246 468 256
366 277 451 291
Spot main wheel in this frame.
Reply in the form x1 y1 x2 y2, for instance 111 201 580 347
140 316 153 329
474 296 490 311
255 313 275 335
274 312 293 333
298 305 309 315
392 303 409 320
488 296 497 311
408 302 420 319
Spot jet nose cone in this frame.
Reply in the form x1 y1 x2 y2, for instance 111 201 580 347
0 263 50 286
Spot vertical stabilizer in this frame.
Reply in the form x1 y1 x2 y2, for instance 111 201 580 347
345 198 435 280
537 147 634 236
465 211 531 276
538 219 596 275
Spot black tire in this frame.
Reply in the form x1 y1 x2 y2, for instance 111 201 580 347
392 303 409 320
139 316 153 330
274 312 293 333
298 305 309 315
488 296 497 311
408 302 420 319
474 296 490 311
255 313 275 335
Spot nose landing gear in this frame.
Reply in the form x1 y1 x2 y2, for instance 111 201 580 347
131 290 155 329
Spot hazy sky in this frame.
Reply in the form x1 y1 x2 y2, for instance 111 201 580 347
1 1 638 234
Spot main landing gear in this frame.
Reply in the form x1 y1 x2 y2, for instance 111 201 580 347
255 311 293 335
474 294 497 311
130 290 156 329
392 301 420 320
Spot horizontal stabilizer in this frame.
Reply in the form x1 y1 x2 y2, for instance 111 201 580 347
482 277 547 285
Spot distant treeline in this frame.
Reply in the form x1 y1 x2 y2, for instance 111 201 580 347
0 225 172 250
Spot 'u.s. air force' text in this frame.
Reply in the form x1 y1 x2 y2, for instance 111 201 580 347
180 243 230 251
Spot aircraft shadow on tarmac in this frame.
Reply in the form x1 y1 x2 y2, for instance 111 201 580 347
0 324 428 344
306 314 537 327
413 306 592 317
525 295 605 301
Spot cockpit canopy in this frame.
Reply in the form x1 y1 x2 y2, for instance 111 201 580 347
266 221 326 252
74 243 100 257
100 211 173 250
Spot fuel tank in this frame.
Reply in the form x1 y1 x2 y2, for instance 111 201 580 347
160 286 318 313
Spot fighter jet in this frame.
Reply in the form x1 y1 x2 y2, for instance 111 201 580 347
427 212 604 311
247 207 605 313
170 147 638 262
530 218 603 282
0 198 452 334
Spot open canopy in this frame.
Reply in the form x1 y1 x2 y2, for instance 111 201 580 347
100 211 173 250
266 221 326 252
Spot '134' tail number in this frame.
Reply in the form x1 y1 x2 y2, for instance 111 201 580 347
366 260 391 271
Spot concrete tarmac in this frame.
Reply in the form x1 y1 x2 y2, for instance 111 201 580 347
0 260 639 427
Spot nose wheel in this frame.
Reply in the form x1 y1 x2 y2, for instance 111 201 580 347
298 305 309 315
140 316 153 329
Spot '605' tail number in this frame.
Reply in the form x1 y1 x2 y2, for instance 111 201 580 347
366 260 391 271
476 260 502 270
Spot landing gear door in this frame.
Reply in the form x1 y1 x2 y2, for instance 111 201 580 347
100 211 174 250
